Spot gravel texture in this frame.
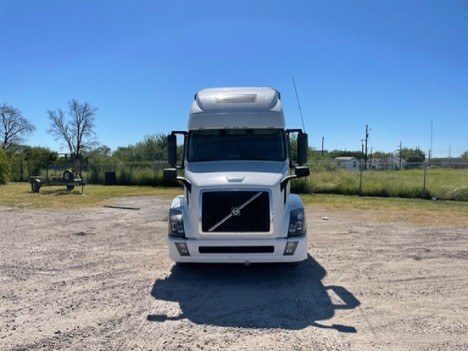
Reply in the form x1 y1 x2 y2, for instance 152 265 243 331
1 196 467 350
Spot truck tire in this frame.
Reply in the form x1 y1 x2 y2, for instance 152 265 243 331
31 181 41 193
63 170 73 181
67 185 75 191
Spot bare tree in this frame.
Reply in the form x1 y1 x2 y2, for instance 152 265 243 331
48 99 98 175
1 104 36 150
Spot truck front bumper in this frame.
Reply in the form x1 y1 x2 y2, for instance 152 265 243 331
168 236 307 264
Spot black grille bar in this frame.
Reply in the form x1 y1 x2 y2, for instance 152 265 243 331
202 191 270 232
199 246 274 254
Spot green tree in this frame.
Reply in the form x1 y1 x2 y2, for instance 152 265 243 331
113 134 167 162
24 146 58 177
134 134 167 161
461 150 468 160
329 150 364 159
85 145 112 158
372 151 392 159
112 146 134 162
398 147 426 168
84 145 113 184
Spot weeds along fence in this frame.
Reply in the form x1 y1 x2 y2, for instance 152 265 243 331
86 159 468 201
8 158 468 201
291 160 468 201
9 160 177 187
84 161 176 186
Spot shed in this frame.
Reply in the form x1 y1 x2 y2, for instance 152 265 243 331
334 157 359 170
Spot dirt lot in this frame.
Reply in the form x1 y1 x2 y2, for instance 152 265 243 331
1 196 467 351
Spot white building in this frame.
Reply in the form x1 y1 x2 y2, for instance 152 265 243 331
370 155 406 170
334 157 359 171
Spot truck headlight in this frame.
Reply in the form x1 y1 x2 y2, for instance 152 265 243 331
288 208 307 237
168 208 185 238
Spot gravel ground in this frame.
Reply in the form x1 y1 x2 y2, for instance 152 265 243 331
1 196 467 351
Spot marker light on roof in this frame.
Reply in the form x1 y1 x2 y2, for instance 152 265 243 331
215 94 257 103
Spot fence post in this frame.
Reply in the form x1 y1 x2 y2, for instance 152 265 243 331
359 160 363 196
422 162 427 199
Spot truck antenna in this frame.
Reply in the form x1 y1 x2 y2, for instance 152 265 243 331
292 77 306 132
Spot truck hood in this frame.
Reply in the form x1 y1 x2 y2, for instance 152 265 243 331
185 161 288 188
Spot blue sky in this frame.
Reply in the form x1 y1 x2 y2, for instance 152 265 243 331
1 0 467 157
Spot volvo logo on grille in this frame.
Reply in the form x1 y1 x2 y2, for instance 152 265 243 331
207 192 263 232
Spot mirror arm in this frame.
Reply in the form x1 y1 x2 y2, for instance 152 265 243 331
177 177 192 193
280 175 297 191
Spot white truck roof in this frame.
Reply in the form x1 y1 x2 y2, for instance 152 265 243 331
189 87 285 130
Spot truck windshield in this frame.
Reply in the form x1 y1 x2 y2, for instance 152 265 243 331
187 129 287 162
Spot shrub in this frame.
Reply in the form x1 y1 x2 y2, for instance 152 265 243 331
0 149 11 184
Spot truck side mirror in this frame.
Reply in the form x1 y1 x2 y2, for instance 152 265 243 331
167 134 177 167
297 132 308 166
295 166 310 178
163 168 177 179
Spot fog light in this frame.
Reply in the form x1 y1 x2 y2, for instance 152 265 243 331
283 241 298 255
175 242 190 256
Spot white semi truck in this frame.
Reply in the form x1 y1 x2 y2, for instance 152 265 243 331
163 87 310 264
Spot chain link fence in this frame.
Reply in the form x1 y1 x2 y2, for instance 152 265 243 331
302 160 468 201
8 158 468 201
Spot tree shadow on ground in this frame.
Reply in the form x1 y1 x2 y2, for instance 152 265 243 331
148 255 360 332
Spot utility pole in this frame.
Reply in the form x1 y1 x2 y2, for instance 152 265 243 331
321 137 324 157
364 124 370 170
399 141 402 170
428 118 433 166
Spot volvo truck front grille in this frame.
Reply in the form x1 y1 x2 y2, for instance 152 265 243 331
202 191 270 232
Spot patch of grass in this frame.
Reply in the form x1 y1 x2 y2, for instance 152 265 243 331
305 168 468 201
303 193 468 226
0 182 181 209
2 182 467 226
